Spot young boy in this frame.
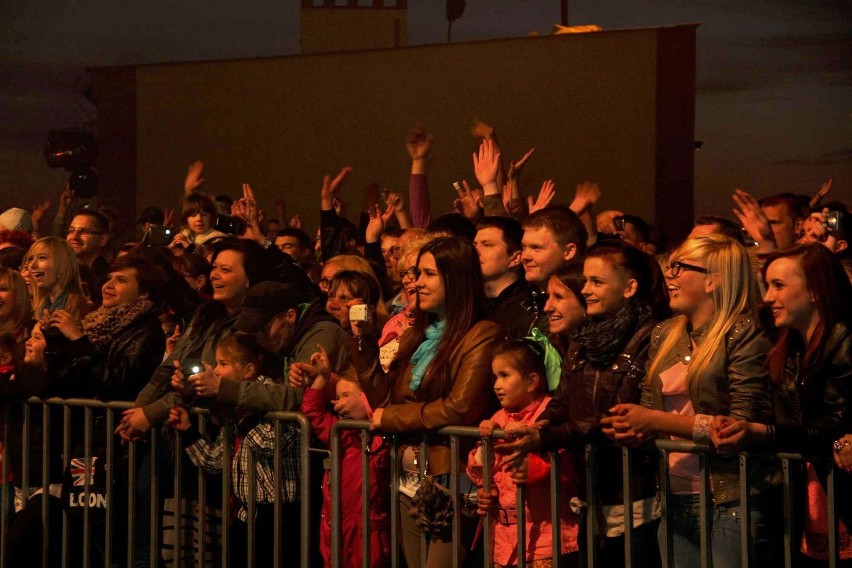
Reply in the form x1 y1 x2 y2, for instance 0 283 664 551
168 333 301 566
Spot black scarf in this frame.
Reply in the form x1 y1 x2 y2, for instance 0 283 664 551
570 300 653 368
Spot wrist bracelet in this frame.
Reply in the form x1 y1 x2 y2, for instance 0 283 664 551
693 414 713 443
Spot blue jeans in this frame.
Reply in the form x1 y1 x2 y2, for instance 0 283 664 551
661 493 772 568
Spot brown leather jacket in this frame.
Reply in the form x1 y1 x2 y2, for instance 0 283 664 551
642 313 774 504
369 319 500 475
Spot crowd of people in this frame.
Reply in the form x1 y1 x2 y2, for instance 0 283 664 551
0 122 849 567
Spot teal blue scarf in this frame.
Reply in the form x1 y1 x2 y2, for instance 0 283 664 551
408 320 446 391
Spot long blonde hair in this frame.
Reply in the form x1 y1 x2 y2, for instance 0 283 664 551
646 235 756 384
25 237 86 317
0 268 31 339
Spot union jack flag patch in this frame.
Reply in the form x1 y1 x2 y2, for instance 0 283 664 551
70 457 98 487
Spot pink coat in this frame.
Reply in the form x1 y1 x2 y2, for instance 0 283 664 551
467 396 579 566
302 388 391 568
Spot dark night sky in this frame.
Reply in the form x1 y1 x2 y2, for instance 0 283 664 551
1 0 850 217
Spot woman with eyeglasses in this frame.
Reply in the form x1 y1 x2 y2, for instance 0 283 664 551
600 234 776 567
711 243 852 565
377 235 435 371
24 236 92 322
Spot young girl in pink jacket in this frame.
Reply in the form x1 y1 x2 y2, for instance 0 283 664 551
467 338 579 567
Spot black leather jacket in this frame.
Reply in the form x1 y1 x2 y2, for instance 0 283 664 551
641 313 774 504
769 321 852 453
539 319 658 505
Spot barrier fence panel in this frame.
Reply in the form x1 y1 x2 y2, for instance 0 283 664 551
0 398 844 567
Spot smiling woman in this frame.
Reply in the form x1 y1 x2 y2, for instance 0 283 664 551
24 236 92 322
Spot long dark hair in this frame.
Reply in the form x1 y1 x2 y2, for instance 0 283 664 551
585 240 671 321
396 237 486 399
210 238 269 288
762 243 852 383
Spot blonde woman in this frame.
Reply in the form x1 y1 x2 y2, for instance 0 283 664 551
0 268 33 358
601 234 776 567
25 237 92 322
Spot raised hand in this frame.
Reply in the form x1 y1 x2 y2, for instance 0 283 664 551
453 180 482 220
596 209 625 236
569 181 601 215
405 126 433 161
289 214 302 229
473 138 501 194
165 325 182 356
810 178 832 209
507 147 535 182
732 188 776 252
365 203 395 243
232 183 264 243
30 197 51 225
184 160 205 194
527 179 555 214
321 167 353 211
163 208 176 228
57 182 75 217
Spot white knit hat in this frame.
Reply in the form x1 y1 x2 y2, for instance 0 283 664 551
0 208 34 232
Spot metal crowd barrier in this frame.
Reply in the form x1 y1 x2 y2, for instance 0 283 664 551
0 398 845 567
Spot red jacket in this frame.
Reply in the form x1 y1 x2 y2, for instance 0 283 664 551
302 388 390 568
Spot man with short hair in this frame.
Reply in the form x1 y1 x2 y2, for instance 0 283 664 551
759 193 807 250
475 216 530 337
274 228 313 265
66 209 111 304
521 205 587 287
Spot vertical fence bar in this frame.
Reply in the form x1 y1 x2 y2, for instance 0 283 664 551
273 418 282 568
61 404 70 568
359 431 370 568
298 414 311 568
781 458 793 568
330 421 342 568
584 444 597 568
516 483 526 568
390 436 399 568
481 433 493 567
221 418 231 568
82 407 92 567
126 440 136 568
150 426 159 568
449 434 460 568
198 413 208 567
419 436 428 568
0 404 8 568
698 451 711 568
549 452 561 565
659 448 672 568
173 426 183 566
247 449 256 568
827 462 838 568
738 453 750 568
42 402 51 568
104 408 114 568
622 446 634 567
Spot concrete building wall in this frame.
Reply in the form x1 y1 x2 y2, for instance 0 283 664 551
92 25 696 240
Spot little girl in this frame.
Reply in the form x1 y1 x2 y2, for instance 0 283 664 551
467 338 579 568
293 345 390 568
168 333 301 566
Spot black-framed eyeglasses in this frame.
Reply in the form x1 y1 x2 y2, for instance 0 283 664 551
667 260 709 278
398 267 420 281
381 246 402 259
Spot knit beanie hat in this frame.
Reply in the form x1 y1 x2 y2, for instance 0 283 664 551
0 208 33 233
